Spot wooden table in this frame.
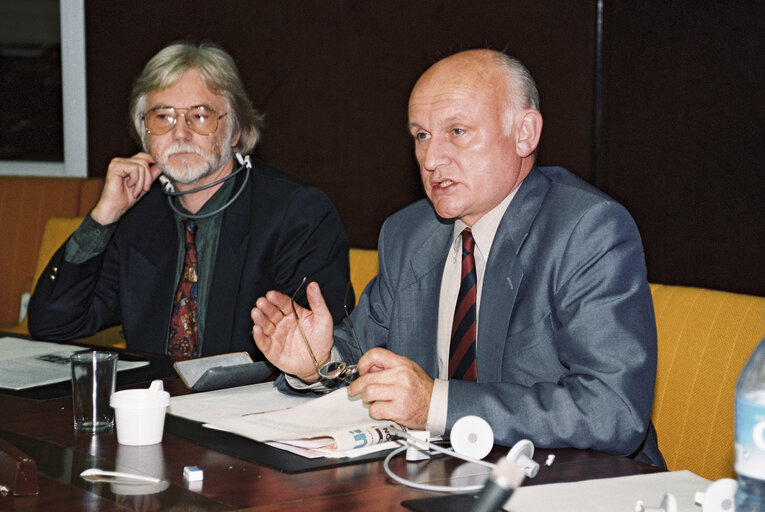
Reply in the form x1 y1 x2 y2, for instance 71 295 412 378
0 345 661 511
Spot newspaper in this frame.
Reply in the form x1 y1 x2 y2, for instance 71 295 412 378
267 421 401 459
0 337 148 390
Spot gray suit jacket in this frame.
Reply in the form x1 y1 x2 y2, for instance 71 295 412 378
334 166 663 466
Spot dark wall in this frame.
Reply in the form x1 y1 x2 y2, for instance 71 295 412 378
598 2 764 295
84 0 764 295
85 0 595 246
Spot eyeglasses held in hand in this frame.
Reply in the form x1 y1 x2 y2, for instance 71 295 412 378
142 105 228 136
291 278 363 386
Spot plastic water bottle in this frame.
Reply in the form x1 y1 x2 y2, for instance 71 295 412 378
735 337 765 511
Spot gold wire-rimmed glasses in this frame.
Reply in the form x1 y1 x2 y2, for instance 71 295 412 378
291 278 363 386
142 105 228 136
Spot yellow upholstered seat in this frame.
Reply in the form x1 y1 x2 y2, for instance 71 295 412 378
349 248 379 305
0 176 103 324
649 283 765 480
3 216 124 348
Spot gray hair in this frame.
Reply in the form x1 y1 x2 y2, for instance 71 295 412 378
129 41 264 153
493 52 540 112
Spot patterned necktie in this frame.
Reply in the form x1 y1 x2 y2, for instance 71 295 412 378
168 220 198 358
449 228 477 380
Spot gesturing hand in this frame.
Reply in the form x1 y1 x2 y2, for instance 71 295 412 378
250 281 335 383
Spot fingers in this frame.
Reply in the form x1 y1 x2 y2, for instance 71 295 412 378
250 292 289 335
263 290 295 319
92 153 159 225
347 352 434 429
356 347 400 374
305 281 332 319
133 152 162 191
249 297 291 367
347 348 404 395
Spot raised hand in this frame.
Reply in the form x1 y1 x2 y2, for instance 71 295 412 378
250 281 335 383
91 152 162 225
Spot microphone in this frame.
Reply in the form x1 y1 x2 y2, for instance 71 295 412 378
471 455 525 512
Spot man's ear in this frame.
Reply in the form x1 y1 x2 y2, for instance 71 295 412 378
516 109 543 158
231 129 242 149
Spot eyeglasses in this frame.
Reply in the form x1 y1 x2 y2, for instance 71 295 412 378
291 278 363 386
142 105 228 136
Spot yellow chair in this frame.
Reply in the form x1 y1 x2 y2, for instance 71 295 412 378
0 176 103 324
348 248 379 305
649 283 765 480
2 216 124 348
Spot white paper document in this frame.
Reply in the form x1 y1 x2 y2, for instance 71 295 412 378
506 470 710 512
169 381 313 424
0 337 148 390
168 383 402 458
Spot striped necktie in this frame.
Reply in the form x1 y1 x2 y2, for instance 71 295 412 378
168 220 199 358
449 228 477 380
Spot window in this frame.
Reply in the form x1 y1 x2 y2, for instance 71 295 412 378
0 0 87 177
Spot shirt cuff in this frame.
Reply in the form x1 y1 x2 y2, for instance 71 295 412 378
283 345 344 392
65 214 117 264
425 378 449 436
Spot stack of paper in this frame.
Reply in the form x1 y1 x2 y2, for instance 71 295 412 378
169 383 403 458
0 337 148 390
506 470 711 512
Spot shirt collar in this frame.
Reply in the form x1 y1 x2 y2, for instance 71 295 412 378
451 186 520 258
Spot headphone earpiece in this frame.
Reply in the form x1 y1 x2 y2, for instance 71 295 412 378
158 174 176 194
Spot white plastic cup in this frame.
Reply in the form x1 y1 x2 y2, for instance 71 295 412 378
110 380 170 445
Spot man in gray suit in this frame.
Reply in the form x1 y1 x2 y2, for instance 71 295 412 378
251 49 663 466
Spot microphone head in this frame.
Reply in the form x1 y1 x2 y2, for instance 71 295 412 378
491 455 526 490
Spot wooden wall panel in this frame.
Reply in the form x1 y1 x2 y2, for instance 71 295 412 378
599 1 765 295
83 1 763 295
84 0 595 249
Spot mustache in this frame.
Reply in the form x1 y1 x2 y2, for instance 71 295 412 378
161 142 206 161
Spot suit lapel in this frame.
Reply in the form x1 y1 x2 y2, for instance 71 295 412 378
121 194 177 351
477 167 550 381
398 218 453 377
202 171 252 354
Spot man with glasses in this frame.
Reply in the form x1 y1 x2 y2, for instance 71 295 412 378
28 41 352 359
251 49 663 467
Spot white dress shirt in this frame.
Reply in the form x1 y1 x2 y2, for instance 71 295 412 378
426 187 519 434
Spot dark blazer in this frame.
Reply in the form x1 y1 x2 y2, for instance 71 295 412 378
333 166 663 466
28 158 352 358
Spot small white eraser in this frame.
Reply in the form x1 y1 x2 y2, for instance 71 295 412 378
545 454 555 466
183 466 204 481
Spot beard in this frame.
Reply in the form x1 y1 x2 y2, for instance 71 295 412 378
155 135 233 185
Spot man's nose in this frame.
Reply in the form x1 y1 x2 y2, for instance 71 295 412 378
171 113 194 140
421 137 449 171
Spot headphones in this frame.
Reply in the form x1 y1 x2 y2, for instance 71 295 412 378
159 153 251 220
384 416 540 493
